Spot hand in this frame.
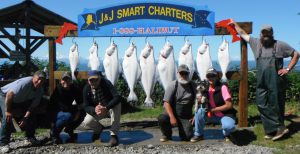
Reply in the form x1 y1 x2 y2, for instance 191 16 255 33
278 68 289 76
228 18 235 25
170 117 177 127
19 117 28 128
5 111 12 123
95 105 107 116
197 96 202 103
190 117 195 125
95 104 101 115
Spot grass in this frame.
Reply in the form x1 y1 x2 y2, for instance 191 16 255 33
247 101 300 153
121 106 164 121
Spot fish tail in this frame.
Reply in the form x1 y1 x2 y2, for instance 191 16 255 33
127 91 138 102
144 97 154 106
221 76 228 83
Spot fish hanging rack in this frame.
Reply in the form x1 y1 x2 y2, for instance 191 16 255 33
44 21 252 128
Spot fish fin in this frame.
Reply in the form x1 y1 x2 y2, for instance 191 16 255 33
71 71 77 81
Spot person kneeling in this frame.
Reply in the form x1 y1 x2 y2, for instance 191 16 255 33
158 64 196 142
80 70 121 147
191 68 237 143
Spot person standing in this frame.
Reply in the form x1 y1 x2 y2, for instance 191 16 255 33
48 71 85 144
0 70 46 153
231 19 299 141
81 70 121 147
157 64 196 142
191 68 236 142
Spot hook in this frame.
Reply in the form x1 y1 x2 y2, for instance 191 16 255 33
72 37 76 44
129 37 132 43
93 37 96 44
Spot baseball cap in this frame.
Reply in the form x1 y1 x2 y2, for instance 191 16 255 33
178 64 190 73
206 68 218 78
88 70 101 80
34 70 46 78
61 71 71 80
261 25 273 34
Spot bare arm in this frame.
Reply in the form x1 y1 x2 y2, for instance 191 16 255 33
211 99 233 113
163 101 177 126
231 19 250 42
288 51 300 70
5 91 14 123
278 51 300 76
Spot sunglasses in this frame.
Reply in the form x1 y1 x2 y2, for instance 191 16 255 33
206 74 217 78
179 72 189 76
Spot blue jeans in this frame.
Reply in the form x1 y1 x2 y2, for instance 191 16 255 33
0 95 36 145
51 111 85 138
194 108 236 137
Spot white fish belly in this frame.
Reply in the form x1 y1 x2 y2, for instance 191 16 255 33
197 51 212 81
123 57 140 90
158 56 176 90
140 57 156 97
104 54 119 85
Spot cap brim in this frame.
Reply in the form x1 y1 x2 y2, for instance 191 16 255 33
88 76 99 80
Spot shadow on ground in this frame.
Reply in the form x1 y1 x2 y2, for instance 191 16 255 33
71 130 153 145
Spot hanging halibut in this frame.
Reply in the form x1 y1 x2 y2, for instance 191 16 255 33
88 42 100 71
197 40 212 81
103 42 119 85
140 42 156 107
218 40 230 82
122 43 141 102
178 40 194 80
157 41 176 91
68 43 79 80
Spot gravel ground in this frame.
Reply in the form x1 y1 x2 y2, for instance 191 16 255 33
5 137 275 154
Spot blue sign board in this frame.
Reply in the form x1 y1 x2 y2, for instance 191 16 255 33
78 1 215 37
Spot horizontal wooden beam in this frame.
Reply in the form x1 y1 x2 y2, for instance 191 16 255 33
44 22 252 37
54 71 88 80
54 71 241 80
44 25 77 37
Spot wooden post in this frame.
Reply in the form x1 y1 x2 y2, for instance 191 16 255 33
48 38 56 95
238 38 248 127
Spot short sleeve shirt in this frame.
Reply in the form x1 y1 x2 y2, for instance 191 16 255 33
1 77 44 109
163 80 195 119
249 37 295 59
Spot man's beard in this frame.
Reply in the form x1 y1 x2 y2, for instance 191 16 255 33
177 73 190 85
260 36 275 48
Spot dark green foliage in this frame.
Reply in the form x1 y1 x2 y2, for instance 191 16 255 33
286 71 300 101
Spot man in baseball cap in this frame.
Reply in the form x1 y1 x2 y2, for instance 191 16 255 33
81 70 121 147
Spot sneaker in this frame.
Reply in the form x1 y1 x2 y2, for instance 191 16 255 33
264 135 273 140
24 137 41 146
159 136 171 142
0 145 10 153
109 135 119 147
53 137 63 144
190 135 203 143
272 128 289 141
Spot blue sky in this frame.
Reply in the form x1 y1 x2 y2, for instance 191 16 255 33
0 0 299 63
